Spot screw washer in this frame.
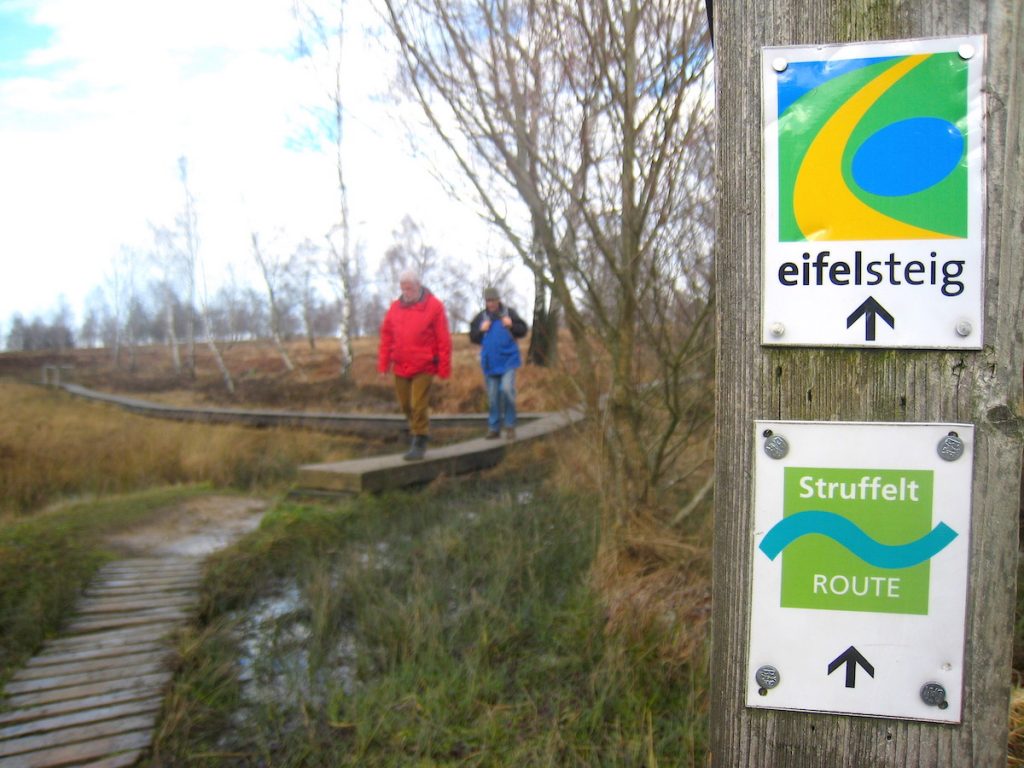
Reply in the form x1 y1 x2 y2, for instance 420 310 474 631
764 434 789 460
755 665 781 690
920 682 948 708
937 433 965 462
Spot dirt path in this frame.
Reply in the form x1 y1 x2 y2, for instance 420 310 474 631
103 495 269 558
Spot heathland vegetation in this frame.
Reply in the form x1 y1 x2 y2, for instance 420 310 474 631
0 336 714 765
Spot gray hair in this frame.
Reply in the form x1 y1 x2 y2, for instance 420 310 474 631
398 269 421 285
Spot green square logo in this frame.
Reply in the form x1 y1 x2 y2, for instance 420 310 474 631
779 467 934 614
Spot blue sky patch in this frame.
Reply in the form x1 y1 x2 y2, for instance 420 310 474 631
0 6 54 73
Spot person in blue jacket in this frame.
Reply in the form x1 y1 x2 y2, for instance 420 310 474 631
469 287 529 439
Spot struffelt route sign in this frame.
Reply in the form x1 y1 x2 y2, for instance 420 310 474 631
747 421 973 723
760 35 985 348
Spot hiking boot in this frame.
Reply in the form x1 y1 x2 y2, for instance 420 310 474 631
403 435 427 461
485 430 501 439
505 427 516 441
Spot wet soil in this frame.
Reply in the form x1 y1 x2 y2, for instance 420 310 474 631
104 495 269 558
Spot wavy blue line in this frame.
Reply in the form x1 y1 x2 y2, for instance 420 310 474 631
759 510 957 569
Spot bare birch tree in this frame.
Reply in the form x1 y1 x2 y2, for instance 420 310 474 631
383 0 715 520
293 0 355 377
379 214 474 329
249 231 297 371
178 156 235 395
293 238 322 349
149 224 183 374
104 247 137 368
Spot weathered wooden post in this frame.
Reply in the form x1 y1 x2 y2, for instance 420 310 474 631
711 1 1023 766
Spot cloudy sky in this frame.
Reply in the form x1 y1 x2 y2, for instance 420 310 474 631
0 0 498 329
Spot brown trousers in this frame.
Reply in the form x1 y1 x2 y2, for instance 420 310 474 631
393 373 433 436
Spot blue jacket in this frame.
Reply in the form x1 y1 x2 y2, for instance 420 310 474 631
469 305 528 376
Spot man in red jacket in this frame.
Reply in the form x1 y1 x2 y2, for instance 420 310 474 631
377 269 452 461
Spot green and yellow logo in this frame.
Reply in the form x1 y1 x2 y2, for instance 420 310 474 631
777 54 969 242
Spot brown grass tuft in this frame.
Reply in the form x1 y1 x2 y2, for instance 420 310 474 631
0 379 367 514
592 508 712 667
1010 682 1024 766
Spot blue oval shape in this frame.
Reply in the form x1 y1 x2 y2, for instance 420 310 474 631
851 117 963 197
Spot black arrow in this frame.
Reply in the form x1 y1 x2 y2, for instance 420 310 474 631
846 296 895 341
827 646 875 688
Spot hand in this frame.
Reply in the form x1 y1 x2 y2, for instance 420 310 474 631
501 315 512 328
481 319 492 332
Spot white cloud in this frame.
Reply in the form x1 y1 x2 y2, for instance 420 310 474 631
0 0 503 330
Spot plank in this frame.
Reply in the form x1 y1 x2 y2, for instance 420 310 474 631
0 728 152 768
3 662 167 696
0 698 162 741
28 642 165 669
296 409 583 493
90 571 199 584
72 751 144 768
91 569 201 582
0 713 156 759
12 650 171 682
82 585 198 606
75 595 195 615
0 689 164 728
41 624 180 652
2 672 170 709
95 559 199 570
65 608 190 634
72 753 142 768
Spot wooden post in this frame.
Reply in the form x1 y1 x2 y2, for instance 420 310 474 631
711 1 1023 766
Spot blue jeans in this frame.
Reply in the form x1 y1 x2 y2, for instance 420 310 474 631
486 369 517 431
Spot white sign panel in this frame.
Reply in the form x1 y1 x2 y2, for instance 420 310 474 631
761 36 985 348
747 421 973 722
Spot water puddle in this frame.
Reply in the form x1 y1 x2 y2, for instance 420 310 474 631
229 580 357 714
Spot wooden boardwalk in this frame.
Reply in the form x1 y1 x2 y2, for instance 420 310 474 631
296 408 584 494
0 556 203 767
59 384 523 435
54 381 584 495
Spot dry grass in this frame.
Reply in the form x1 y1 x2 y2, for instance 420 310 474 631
0 379 366 515
6 334 568 415
592 508 712 668
1011 682 1024 766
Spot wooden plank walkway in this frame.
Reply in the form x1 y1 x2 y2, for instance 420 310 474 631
55 381 585 495
59 384 550 435
296 408 584 494
0 556 203 767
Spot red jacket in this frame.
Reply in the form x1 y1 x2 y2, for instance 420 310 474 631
377 289 452 379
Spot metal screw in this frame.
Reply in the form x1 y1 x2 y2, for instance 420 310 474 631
772 57 788 73
958 43 975 60
769 322 785 338
756 665 781 695
764 434 789 460
920 682 948 708
937 432 964 462
955 320 973 337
